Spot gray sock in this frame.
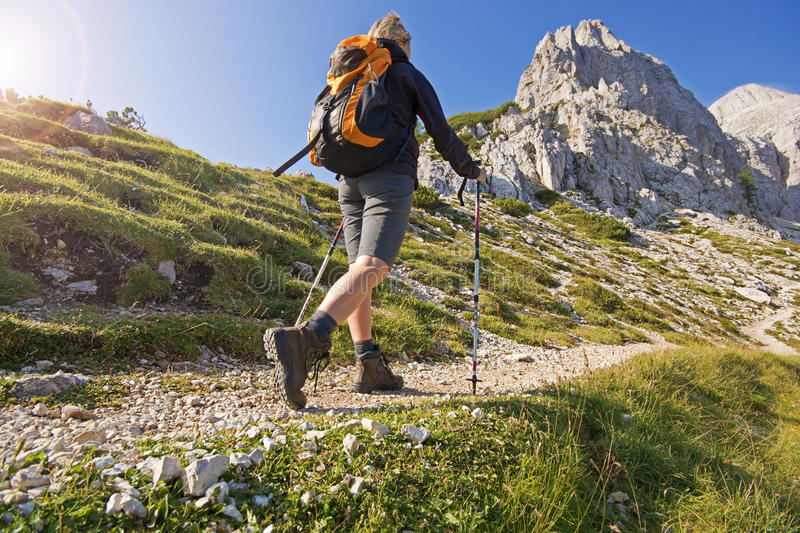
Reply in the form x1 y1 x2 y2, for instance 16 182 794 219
307 310 337 342
354 339 377 359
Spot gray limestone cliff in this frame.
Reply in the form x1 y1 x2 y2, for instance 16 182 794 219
709 84 800 221
417 20 798 228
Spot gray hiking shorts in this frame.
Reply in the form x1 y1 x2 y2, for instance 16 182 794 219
338 170 414 266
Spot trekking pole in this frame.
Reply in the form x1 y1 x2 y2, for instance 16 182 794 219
294 220 344 327
461 165 489 395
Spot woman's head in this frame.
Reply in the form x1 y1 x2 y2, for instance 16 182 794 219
368 12 411 58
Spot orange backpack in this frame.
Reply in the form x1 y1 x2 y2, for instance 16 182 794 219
273 35 411 177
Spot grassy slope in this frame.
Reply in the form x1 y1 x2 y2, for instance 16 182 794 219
2 97 799 370
1 346 797 531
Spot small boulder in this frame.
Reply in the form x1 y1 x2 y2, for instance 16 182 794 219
361 418 389 438
152 456 183 486
182 455 229 497
66 146 93 157
248 448 264 467
291 261 314 280
350 477 366 495
253 494 272 507
229 452 252 469
105 493 147 518
61 405 96 421
11 465 49 491
73 429 106 444
63 111 112 136
13 374 90 399
401 424 430 445
91 456 116 471
471 408 487 420
221 503 243 521
31 404 50 417
342 434 359 457
157 260 176 284
65 280 97 294
205 481 228 504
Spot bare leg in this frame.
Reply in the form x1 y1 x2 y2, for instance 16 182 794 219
318 255 387 325
347 287 373 343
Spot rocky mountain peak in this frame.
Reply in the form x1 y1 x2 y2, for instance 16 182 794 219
710 84 800 219
516 20 727 161
418 20 798 233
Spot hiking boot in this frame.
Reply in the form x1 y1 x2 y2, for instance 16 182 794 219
351 347 403 393
263 322 331 410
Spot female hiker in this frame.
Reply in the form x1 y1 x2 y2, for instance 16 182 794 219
264 12 487 410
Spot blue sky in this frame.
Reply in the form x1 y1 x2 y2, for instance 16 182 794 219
2 0 798 184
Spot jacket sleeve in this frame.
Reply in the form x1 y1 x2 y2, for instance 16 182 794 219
411 69 481 180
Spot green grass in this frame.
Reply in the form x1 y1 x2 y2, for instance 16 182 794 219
2 346 797 531
494 197 533 217
551 200 631 241
447 101 519 131
116 263 172 306
0 264 39 305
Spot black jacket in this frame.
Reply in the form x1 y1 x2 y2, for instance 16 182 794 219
376 39 481 183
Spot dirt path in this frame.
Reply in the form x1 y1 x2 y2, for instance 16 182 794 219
742 280 800 357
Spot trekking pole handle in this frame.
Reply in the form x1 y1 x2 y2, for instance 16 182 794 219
458 160 483 206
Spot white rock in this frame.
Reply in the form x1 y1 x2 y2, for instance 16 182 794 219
63 111 112 136
306 430 328 440
10 465 49 491
60 405 96 421
446 411 459 419
73 429 106 444
342 434 359 457
221 503 243 521
245 426 260 439
13 374 89 399
152 456 183 486
229 452 252 469
34 360 54 370
300 441 317 453
248 448 264 467
157 260 176 284
205 481 229 504
91 455 116 471
734 287 771 304
105 493 147 518
182 455 230 496
275 435 288 445
42 267 72 282
361 418 389 438
400 424 430 445
471 408 487 419
31 404 50 417
65 280 97 294
113 478 140 498
300 491 315 505
253 494 272 507
67 146 93 157
262 437 277 451
16 500 36 517
350 477 366 495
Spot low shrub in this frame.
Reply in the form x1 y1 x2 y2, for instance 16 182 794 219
413 186 441 210
495 197 532 217
116 263 171 306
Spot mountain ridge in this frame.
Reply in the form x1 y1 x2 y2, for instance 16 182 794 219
419 20 799 234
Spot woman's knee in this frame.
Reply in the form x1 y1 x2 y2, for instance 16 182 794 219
352 255 388 287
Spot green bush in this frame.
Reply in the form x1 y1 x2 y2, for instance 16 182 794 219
0 265 39 305
739 166 757 204
448 101 519 131
534 189 562 207
413 186 441 210
551 200 630 241
116 263 171 306
495 197 532 217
